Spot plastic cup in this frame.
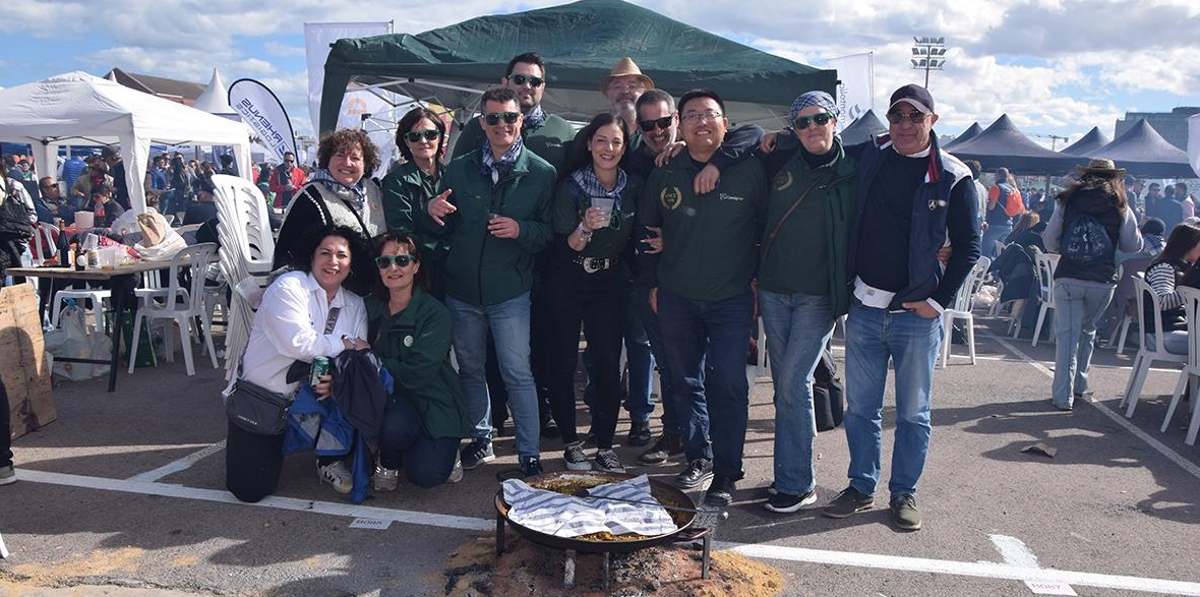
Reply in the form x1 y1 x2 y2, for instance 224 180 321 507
74 211 94 229
590 197 615 223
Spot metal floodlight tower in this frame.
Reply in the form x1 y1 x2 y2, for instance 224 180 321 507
911 36 947 89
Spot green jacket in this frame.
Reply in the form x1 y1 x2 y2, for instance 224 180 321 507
419 146 555 306
368 289 470 440
452 112 573 175
381 160 448 262
639 151 768 303
759 137 858 318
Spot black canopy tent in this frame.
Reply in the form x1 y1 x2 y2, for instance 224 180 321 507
840 109 886 146
942 122 982 150
1087 119 1194 179
318 0 837 134
947 115 1077 174
1059 126 1110 156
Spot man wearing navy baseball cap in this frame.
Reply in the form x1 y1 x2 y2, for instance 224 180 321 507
822 83 980 531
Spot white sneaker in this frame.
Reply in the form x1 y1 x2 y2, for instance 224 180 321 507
447 451 464 484
373 463 399 492
318 461 353 494
0 465 15 486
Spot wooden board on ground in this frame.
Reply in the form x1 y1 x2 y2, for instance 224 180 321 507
2 282 56 440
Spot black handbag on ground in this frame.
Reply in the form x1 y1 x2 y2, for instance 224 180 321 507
225 306 342 435
813 348 845 432
225 379 293 435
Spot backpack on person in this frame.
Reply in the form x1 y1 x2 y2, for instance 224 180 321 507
0 186 35 244
1060 211 1115 266
1003 186 1026 217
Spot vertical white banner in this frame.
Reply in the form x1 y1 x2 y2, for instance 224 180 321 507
826 52 874 133
228 79 297 162
305 22 391 135
1189 113 1200 178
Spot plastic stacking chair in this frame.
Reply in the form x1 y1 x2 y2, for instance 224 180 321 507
127 243 219 376
1161 286 1200 445
940 257 991 368
1030 248 1057 348
1121 275 1188 418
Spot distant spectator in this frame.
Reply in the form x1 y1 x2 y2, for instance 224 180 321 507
183 178 218 225
101 146 130 210
270 152 306 209
62 153 87 191
1144 224 1200 355
91 183 125 228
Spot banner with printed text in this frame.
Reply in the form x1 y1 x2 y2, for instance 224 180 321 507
826 53 874 133
228 78 297 162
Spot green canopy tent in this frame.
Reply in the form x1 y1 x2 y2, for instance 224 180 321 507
319 0 836 135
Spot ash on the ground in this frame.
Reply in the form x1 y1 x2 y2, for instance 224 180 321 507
444 535 785 597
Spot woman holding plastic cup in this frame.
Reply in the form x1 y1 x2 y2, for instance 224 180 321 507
544 112 642 473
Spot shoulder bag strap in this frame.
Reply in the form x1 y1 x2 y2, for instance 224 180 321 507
761 176 822 262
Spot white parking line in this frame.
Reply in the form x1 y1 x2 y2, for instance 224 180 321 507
16 469 1200 595
990 534 1077 595
127 440 227 483
982 329 1200 481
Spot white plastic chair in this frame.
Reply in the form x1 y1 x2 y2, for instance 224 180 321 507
127 243 219 376
51 286 111 333
940 257 991 368
1121 275 1188 418
1030 248 1057 348
1161 286 1200 444
27 222 60 266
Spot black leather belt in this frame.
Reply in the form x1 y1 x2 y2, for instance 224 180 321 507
572 255 618 273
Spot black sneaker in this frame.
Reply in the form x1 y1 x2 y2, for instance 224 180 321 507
563 441 591 471
540 418 560 439
627 420 652 446
704 475 737 507
520 455 544 478
674 458 714 489
765 489 817 513
460 438 495 470
594 449 626 473
638 432 684 465
889 493 922 531
822 486 875 518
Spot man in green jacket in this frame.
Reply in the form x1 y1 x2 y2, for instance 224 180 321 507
450 52 573 174
425 87 556 478
639 89 768 508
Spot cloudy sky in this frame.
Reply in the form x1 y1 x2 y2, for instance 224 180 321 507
4 0 1198 148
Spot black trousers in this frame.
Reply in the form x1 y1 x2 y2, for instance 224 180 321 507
543 260 625 448
225 420 285 503
0 376 12 468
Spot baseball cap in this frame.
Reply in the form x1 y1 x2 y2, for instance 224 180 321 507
889 84 935 114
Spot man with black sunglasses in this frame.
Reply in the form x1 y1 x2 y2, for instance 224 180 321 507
451 52 573 174
423 86 556 479
822 84 980 531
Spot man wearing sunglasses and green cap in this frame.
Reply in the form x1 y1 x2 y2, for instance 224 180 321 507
452 52 573 174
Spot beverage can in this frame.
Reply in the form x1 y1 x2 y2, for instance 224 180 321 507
310 356 331 388
86 248 100 269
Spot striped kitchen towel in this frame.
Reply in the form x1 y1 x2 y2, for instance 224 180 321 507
501 474 677 538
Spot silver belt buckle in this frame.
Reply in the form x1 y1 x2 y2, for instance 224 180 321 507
582 257 602 273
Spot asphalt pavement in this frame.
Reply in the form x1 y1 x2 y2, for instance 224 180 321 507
2 314 1199 597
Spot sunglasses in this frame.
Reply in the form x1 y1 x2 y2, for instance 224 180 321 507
793 112 834 130
505 73 544 87
886 111 928 125
638 116 673 132
482 112 521 126
375 254 418 269
403 129 440 143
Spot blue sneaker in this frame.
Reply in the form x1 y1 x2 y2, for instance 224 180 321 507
460 439 495 470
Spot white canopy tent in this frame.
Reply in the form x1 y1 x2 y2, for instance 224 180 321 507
0 71 254 213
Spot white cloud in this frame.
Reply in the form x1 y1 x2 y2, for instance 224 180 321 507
265 42 305 58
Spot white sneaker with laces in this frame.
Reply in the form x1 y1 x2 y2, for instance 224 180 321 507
318 461 353 494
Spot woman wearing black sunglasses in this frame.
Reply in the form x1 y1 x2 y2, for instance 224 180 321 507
382 107 450 298
367 231 470 491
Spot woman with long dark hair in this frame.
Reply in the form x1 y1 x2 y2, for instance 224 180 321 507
545 112 641 473
1142 223 1200 355
1042 158 1143 410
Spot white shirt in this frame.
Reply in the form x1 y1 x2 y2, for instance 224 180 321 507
241 271 367 394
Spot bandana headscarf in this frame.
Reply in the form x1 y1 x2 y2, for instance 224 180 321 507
788 91 838 121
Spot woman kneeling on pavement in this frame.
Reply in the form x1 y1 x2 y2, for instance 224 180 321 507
225 226 371 503
546 112 643 473
368 231 471 490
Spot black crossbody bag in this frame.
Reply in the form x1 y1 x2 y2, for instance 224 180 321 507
226 306 342 435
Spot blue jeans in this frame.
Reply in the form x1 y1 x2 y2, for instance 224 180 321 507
844 302 942 498
657 290 752 479
982 223 1012 258
378 394 459 488
759 290 834 496
446 292 540 459
1052 279 1114 408
622 284 656 424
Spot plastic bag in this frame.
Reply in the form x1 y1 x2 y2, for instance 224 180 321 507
45 304 111 381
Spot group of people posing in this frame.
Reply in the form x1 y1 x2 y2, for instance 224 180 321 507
225 51 1000 533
